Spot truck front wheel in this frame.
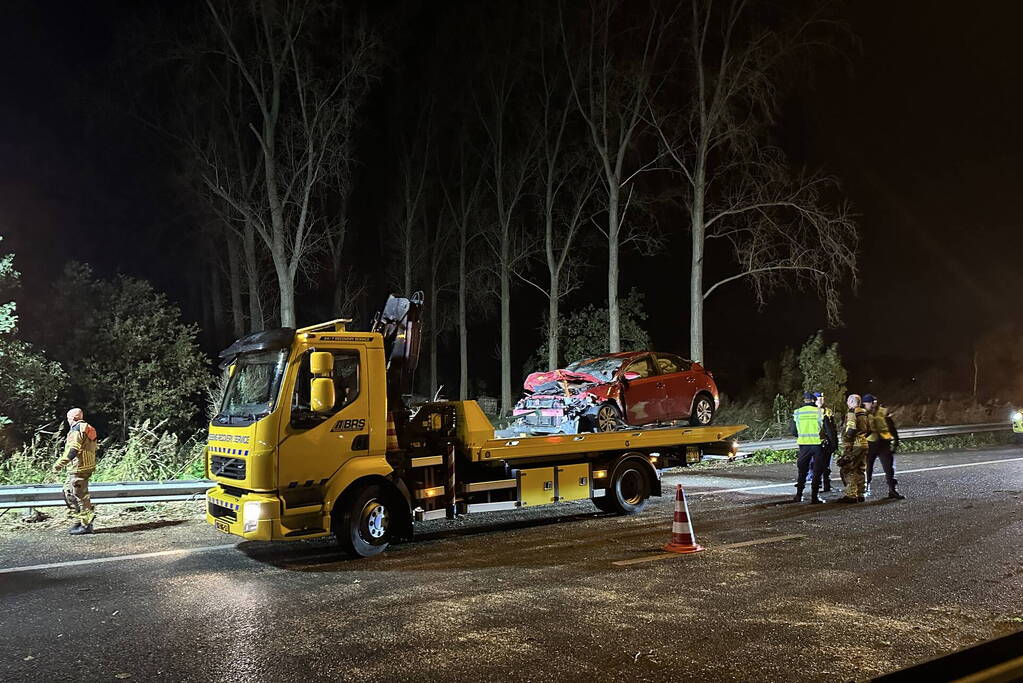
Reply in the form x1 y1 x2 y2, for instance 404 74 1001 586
335 484 393 558
598 461 650 514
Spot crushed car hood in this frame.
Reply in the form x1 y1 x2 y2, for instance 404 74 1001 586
523 369 603 394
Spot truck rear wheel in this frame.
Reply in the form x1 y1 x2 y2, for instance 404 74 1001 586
335 484 392 558
600 461 650 514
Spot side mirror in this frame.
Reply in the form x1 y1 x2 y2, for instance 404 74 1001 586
623 371 641 381
310 377 336 413
310 351 334 376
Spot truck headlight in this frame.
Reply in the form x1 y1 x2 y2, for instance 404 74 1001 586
243 501 271 532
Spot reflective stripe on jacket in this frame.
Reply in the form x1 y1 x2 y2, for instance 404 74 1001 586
793 405 823 445
844 408 870 448
58 422 98 475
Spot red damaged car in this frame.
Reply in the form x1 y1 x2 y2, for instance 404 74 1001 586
508 351 720 435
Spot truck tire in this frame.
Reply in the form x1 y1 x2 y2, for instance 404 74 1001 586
335 484 393 558
688 394 715 426
593 403 623 432
601 460 650 514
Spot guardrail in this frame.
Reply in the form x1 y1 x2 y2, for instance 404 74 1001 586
0 422 1012 510
739 421 1008 452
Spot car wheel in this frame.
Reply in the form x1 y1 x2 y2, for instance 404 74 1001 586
593 403 623 432
601 460 650 514
335 484 392 558
688 394 715 426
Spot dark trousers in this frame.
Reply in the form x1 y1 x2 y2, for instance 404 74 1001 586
796 444 826 495
808 449 834 485
866 439 895 486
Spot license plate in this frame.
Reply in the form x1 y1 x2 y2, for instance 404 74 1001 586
215 520 231 533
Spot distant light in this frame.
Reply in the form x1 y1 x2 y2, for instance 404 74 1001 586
1013 412 1022 421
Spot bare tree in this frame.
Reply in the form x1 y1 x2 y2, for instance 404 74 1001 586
440 135 485 401
202 0 381 327
387 106 432 296
651 0 858 363
562 0 673 353
477 69 538 415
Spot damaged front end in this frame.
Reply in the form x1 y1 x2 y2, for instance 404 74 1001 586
498 369 605 436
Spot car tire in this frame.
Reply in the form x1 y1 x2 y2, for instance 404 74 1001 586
335 484 393 558
601 460 650 514
592 403 623 432
688 394 715 426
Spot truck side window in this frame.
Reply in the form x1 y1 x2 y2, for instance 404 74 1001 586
291 350 361 429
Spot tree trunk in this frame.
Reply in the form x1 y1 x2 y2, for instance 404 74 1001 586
607 190 621 353
689 162 707 364
500 249 512 416
210 261 225 344
272 246 295 328
226 238 245 338
548 271 560 370
458 226 468 401
243 219 264 332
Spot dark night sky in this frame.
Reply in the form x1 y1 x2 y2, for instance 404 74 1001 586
1 1 1020 395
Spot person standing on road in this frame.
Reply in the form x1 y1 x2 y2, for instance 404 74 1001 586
811 392 838 493
836 394 870 504
51 407 98 535
791 392 827 504
863 394 904 499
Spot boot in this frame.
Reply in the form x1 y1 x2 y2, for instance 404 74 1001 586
67 521 82 534
887 478 905 500
809 482 824 504
793 485 804 503
69 523 94 535
822 476 832 492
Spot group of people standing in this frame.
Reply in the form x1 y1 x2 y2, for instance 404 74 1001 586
791 391 905 504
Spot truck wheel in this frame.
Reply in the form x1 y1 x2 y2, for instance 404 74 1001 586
688 394 715 426
603 461 650 514
335 484 392 558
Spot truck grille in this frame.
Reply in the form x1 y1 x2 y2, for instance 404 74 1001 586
208 501 237 522
210 455 246 480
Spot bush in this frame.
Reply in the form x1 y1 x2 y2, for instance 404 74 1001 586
0 420 207 485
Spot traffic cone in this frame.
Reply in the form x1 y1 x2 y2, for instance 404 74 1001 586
385 412 400 452
663 484 704 554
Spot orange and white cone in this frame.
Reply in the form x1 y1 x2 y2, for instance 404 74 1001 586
663 484 704 554
385 412 400 452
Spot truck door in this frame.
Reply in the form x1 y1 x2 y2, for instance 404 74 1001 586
278 347 371 495
620 355 666 425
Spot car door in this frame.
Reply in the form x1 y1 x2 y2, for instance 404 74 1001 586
654 353 695 420
619 355 666 425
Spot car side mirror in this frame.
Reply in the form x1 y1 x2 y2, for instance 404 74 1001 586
623 371 641 381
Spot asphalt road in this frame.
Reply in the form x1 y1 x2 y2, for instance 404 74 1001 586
2 446 1022 682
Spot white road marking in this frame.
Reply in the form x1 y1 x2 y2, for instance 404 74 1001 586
684 455 1023 497
0 543 238 575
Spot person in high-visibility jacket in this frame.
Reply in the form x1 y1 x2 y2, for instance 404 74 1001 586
1013 409 1023 445
836 394 871 504
51 407 99 534
863 393 904 499
791 392 827 504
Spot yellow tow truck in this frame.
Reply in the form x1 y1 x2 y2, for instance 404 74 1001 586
205 295 745 557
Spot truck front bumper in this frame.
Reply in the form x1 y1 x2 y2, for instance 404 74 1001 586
205 486 282 541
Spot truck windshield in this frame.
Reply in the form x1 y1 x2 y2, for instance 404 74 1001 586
564 357 623 383
217 350 289 423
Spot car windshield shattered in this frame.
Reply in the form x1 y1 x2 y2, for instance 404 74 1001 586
564 357 623 383
217 349 289 423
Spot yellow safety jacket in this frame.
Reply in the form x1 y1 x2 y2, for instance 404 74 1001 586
54 421 98 476
867 405 894 442
793 405 823 445
1013 411 1023 434
844 408 870 448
